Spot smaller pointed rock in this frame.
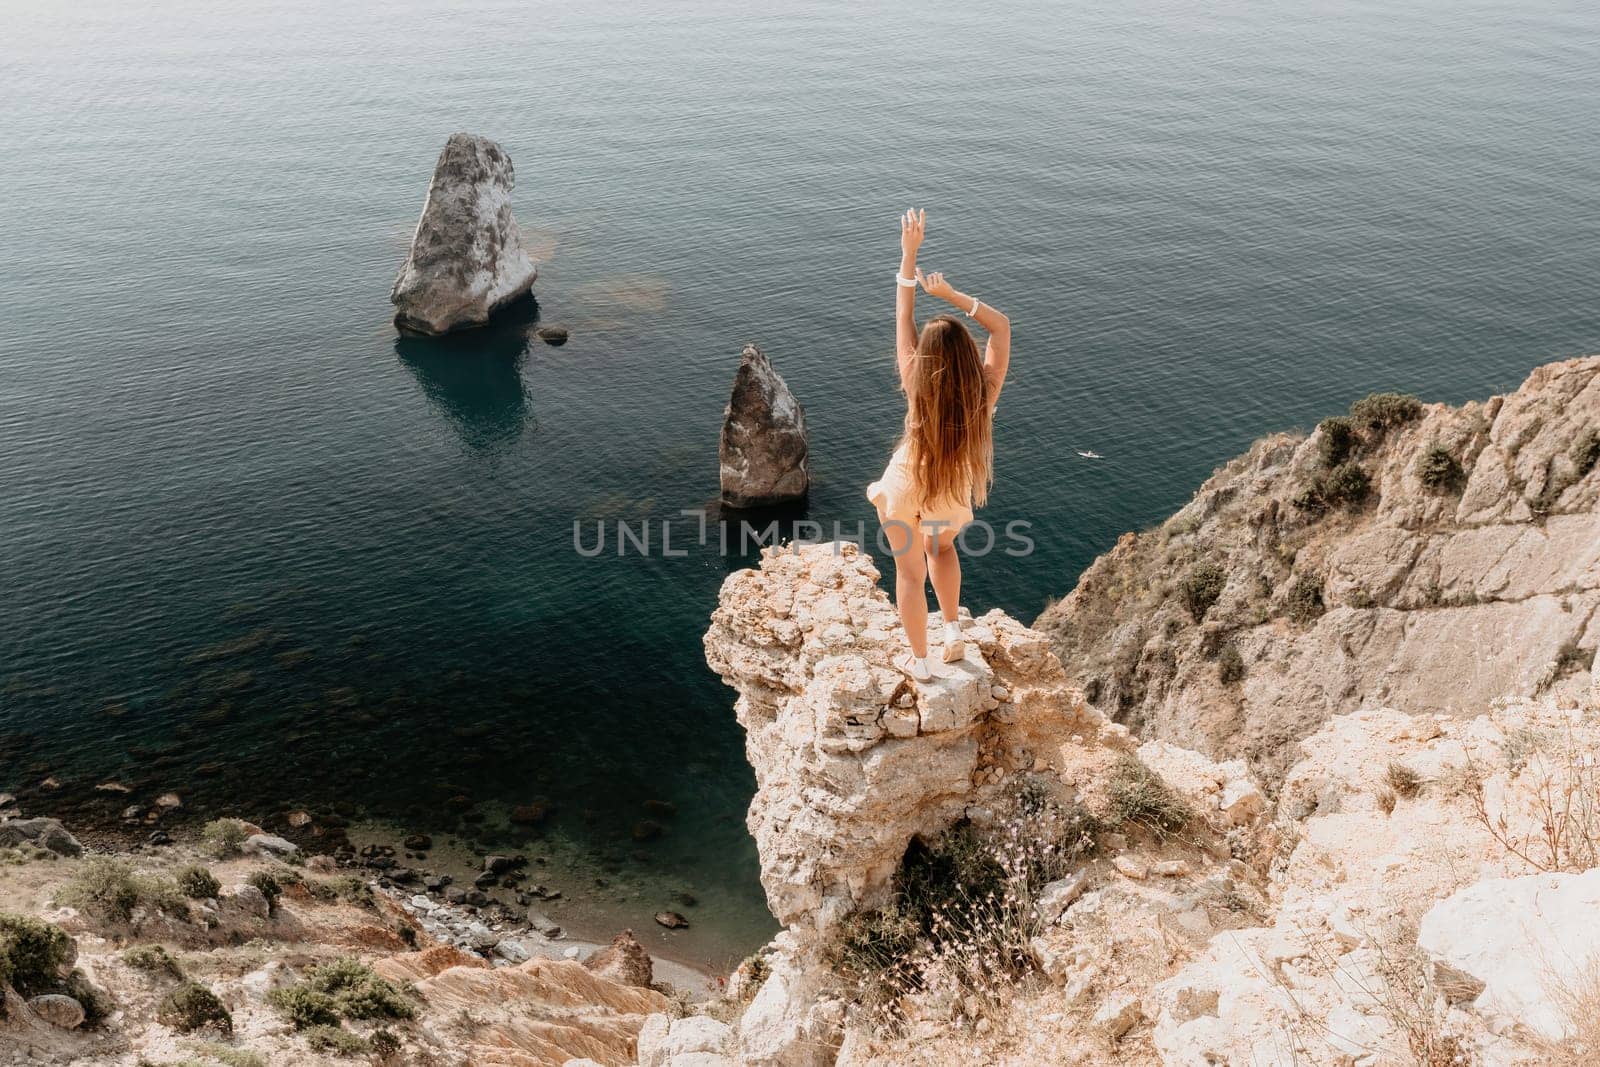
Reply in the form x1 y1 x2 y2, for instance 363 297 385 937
719 343 809 508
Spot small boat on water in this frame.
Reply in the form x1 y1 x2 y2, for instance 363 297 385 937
1076 449 1103 459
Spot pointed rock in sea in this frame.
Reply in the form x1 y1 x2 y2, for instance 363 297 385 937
719 343 809 508
391 133 539 336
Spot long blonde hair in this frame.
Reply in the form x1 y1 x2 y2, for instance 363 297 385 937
902 315 993 508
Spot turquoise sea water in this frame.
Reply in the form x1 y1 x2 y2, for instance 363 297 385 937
4 0 1599 961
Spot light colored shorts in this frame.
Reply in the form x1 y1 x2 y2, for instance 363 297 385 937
866 443 974 538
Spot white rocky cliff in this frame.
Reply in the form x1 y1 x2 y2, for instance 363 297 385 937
391 132 540 336
679 540 1600 1067
1039 357 1600 780
718 343 810 509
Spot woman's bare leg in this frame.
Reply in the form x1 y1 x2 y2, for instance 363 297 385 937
925 529 962 626
885 518 930 658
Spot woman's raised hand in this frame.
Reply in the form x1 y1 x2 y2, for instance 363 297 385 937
917 269 955 301
900 208 925 256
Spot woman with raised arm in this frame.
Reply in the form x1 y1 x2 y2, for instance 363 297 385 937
868 208 1012 681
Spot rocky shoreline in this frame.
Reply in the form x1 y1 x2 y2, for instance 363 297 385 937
15 796 725 996
0 800 728 1065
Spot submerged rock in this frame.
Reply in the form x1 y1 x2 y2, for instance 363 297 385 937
718 343 809 508
390 132 539 336
535 324 569 345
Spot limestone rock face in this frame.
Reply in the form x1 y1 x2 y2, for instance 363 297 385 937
705 542 1129 936
407 953 670 1067
718 344 809 509
637 1012 736 1067
705 543 1144 1066
1419 869 1600 1041
1152 700 1600 1067
1038 356 1600 779
391 133 539 336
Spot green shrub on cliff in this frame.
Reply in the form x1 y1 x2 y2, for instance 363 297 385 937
1417 443 1465 491
156 980 232 1033
1573 430 1600 477
1323 461 1371 506
246 870 282 912
1295 461 1371 514
0 912 75 996
268 985 341 1029
201 818 248 859
1218 641 1246 685
1286 575 1326 623
303 958 413 1021
1106 756 1192 839
123 943 184 979
1350 392 1423 432
176 865 221 900
1179 562 1227 621
269 959 413 1028
62 858 185 924
1317 416 1358 467
304 1024 370 1055
62 968 112 1025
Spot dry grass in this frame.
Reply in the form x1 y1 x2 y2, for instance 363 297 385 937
1539 953 1600 1065
1387 761 1424 800
1467 725 1600 873
1377 787 1398 815
829 779 1098 1036
1105 756 1193 840
1363 926 1473 1067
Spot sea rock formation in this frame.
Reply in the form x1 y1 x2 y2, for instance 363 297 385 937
582 929 654 988
1039 356 1600 779
391 133 539 336
705 542 1132 938
704 543 1259 1065
700 540 1600 1066
402 950 670 1065
718 343 810 509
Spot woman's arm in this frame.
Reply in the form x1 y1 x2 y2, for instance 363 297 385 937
896 209 924 387
918 270 1012 403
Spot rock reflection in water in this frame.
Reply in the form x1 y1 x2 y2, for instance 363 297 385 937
396 297 538 451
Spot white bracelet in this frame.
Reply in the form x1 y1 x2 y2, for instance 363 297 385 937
966 296 981 317
895 273 917 288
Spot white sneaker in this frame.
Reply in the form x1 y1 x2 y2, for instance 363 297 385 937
896 653 936 682
940 619 965 663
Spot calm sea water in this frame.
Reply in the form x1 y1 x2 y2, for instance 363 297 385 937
4 0 1599 962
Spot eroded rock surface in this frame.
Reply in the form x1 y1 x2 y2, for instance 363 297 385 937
391 132 539 336
718 343 810 509
705 543 1206 1065
1039 356 1600 779
702 541 1600 1066
705 542 1130 938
